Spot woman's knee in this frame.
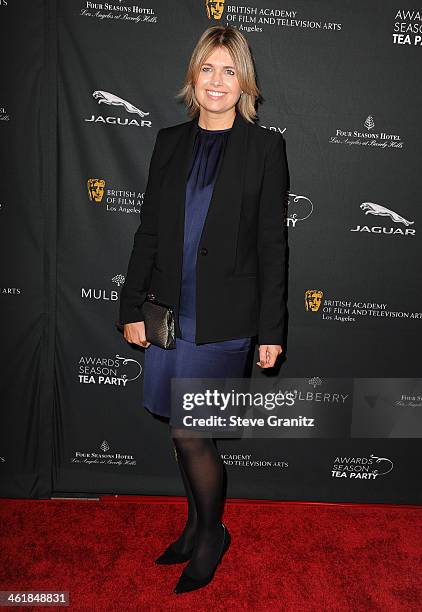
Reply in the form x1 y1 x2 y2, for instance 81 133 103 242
171 429 213 454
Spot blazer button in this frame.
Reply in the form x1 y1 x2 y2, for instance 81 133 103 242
199 247 208 256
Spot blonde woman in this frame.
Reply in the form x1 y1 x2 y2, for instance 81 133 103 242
119 25 288 594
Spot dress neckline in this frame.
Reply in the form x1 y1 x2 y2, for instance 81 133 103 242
197 125 232 134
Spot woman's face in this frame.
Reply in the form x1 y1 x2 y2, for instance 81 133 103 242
194 46 242 115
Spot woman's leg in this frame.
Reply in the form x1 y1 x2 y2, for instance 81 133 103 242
170 427 226 579
170 443 198 554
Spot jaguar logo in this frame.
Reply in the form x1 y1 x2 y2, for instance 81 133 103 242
360 202 414 227
92 91 150 117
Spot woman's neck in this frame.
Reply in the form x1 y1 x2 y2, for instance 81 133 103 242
197 109 236 131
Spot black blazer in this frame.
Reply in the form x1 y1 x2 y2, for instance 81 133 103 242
119 109 289 345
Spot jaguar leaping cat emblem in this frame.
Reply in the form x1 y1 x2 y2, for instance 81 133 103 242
360 202 414 227
92 91 150 117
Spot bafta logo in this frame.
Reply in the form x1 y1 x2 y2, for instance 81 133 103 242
305 290 323 312
206 0 225 20
87 178 106 203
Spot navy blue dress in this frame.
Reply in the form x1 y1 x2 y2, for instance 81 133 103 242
143 124 254 418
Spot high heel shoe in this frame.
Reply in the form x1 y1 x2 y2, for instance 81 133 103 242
155 541 194 565
174 523 231 594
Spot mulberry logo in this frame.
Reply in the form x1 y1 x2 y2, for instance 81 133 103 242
350 202 415 236
85 90 152 127
260 124 286 135
81 274 125 302
112 274 125 287
308 377 323 388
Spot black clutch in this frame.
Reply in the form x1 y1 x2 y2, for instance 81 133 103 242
142 293 176 349
116 292 176 350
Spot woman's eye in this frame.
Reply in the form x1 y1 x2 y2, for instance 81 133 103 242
201 66 235 75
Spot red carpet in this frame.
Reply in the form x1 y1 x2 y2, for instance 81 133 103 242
0 496 421 611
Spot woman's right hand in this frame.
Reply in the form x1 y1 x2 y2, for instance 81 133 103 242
123 321 151 348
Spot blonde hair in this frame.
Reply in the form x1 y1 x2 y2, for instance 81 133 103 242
175 25 261 123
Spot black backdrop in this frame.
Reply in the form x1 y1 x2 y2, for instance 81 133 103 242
1 0 421 503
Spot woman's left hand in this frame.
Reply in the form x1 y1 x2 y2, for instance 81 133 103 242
256 344 283 368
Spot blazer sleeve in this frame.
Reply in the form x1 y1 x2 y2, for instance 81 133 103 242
118 129 163 324
257 133 289 346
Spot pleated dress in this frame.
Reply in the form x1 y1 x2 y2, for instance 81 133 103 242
142 124 255 419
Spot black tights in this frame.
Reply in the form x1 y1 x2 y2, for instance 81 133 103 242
170 427 226 578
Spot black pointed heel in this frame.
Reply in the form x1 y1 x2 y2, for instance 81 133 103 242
155 542 194 565
174 523 231 593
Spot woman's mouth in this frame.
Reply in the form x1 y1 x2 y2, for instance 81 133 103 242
206 90 227 100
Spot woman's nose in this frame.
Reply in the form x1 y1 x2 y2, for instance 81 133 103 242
211 72 223 86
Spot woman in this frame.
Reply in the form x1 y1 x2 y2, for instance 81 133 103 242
119 25 288 594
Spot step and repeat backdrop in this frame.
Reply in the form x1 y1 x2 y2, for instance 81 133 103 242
1 0 421 503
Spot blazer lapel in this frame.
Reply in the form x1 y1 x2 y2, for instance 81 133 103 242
167 109 249 276
199 110 248 252
162 117 197 272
